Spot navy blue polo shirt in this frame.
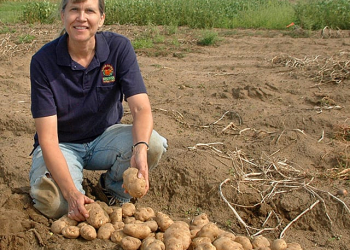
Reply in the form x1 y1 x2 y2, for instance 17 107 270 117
30 31 146 149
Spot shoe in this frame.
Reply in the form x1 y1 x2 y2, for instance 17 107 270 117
97 173 121 206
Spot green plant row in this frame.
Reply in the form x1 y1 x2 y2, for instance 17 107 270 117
0 0 349 30
294 0 350 30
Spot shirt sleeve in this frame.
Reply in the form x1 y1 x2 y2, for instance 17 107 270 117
112 36 147 100
30 56 57 118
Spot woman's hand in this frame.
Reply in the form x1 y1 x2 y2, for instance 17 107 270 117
66 190 94 221
129 144 149 196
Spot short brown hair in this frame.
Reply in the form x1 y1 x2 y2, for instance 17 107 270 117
60 0 105 15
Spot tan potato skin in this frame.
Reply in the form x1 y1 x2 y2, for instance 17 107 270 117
97 223 115 240
123 223 152 239
252 236 271 249
62 226 80 239
85 203 111 229
144 220 159 232
121 236 142 250
271 239 287 250
122 203 136 217
191 236 212 248
110 208 123 223
111 230 127 243
80 225 97 241
51 220 67 234
190 213 210 230
123 168 147 198
195 222 221 242
141 237 165 250
58 215 78 226
213 237 244 250
135 207 155 221
194 242 216 250
164 221 191 250
155 212 174 232
234 235 253 250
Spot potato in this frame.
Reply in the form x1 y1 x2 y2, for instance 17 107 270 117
271 239 287 250
144 220 159 232
110 208 123 223
155 232 164 241
286 242 303 250
135 207 155 221
218 231 236 241
164 221 191 250
122 203 136 217
112 221 125 230
96 201 114 214
77 222 89 228
62 226 80 239
123 168 147 198
121 236 142 250
124 216 136 224
234 235 252 250
190 229 201 239
51 220 67 234
213 237 244 250
141 237 156 249
134 220 144 224
164 237 184 250
195 222 221 241
190 213 210 230
80 224 97 241
194 242 216 250
97 223 115 240
123 223 152 239
85 203 110 229
144 240 165 250
155 212 174 232
141 237 165 250
58 214 79 226
191 236 212 248
252 236 270 249
111 230 127 243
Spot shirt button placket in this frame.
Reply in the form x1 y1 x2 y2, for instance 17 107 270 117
83 71 90 90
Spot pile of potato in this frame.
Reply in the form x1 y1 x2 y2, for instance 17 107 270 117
50 201 303 250
51 169 303 249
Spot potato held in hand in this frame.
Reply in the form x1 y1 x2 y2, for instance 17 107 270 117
123 168 147 198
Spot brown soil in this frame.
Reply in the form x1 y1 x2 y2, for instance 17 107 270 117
0 24 349 250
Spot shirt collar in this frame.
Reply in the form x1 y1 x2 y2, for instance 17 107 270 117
56 32 109 67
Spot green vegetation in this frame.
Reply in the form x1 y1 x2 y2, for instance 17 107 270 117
17 34 35 43
294 0 350 30
22 1 58 24
0 1 27 23
103 0 296 29
197 30 220 46
0 0 349 30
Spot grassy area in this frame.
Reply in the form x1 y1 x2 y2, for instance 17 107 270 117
0 0 349 30
0 1 26 23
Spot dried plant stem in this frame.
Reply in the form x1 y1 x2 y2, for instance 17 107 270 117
220 178 281 236
280 200 320 238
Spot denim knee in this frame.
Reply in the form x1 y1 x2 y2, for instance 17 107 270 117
30 175 68 219
148 131 168 171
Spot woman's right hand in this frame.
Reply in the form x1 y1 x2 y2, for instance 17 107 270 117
66 190 94 221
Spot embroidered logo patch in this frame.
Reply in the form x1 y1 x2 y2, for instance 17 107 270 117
102 64 115 83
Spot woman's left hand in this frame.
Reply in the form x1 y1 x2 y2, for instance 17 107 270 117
129 144 149 196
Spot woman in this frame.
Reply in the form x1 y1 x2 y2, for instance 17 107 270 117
29 0 167 221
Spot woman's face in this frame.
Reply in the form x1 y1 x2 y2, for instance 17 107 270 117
61 0 105 44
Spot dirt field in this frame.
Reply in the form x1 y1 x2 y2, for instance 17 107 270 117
0 24 349 250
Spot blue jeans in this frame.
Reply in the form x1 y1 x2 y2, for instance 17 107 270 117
29 124 167 218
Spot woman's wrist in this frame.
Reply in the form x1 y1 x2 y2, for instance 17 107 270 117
132 141 149 152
